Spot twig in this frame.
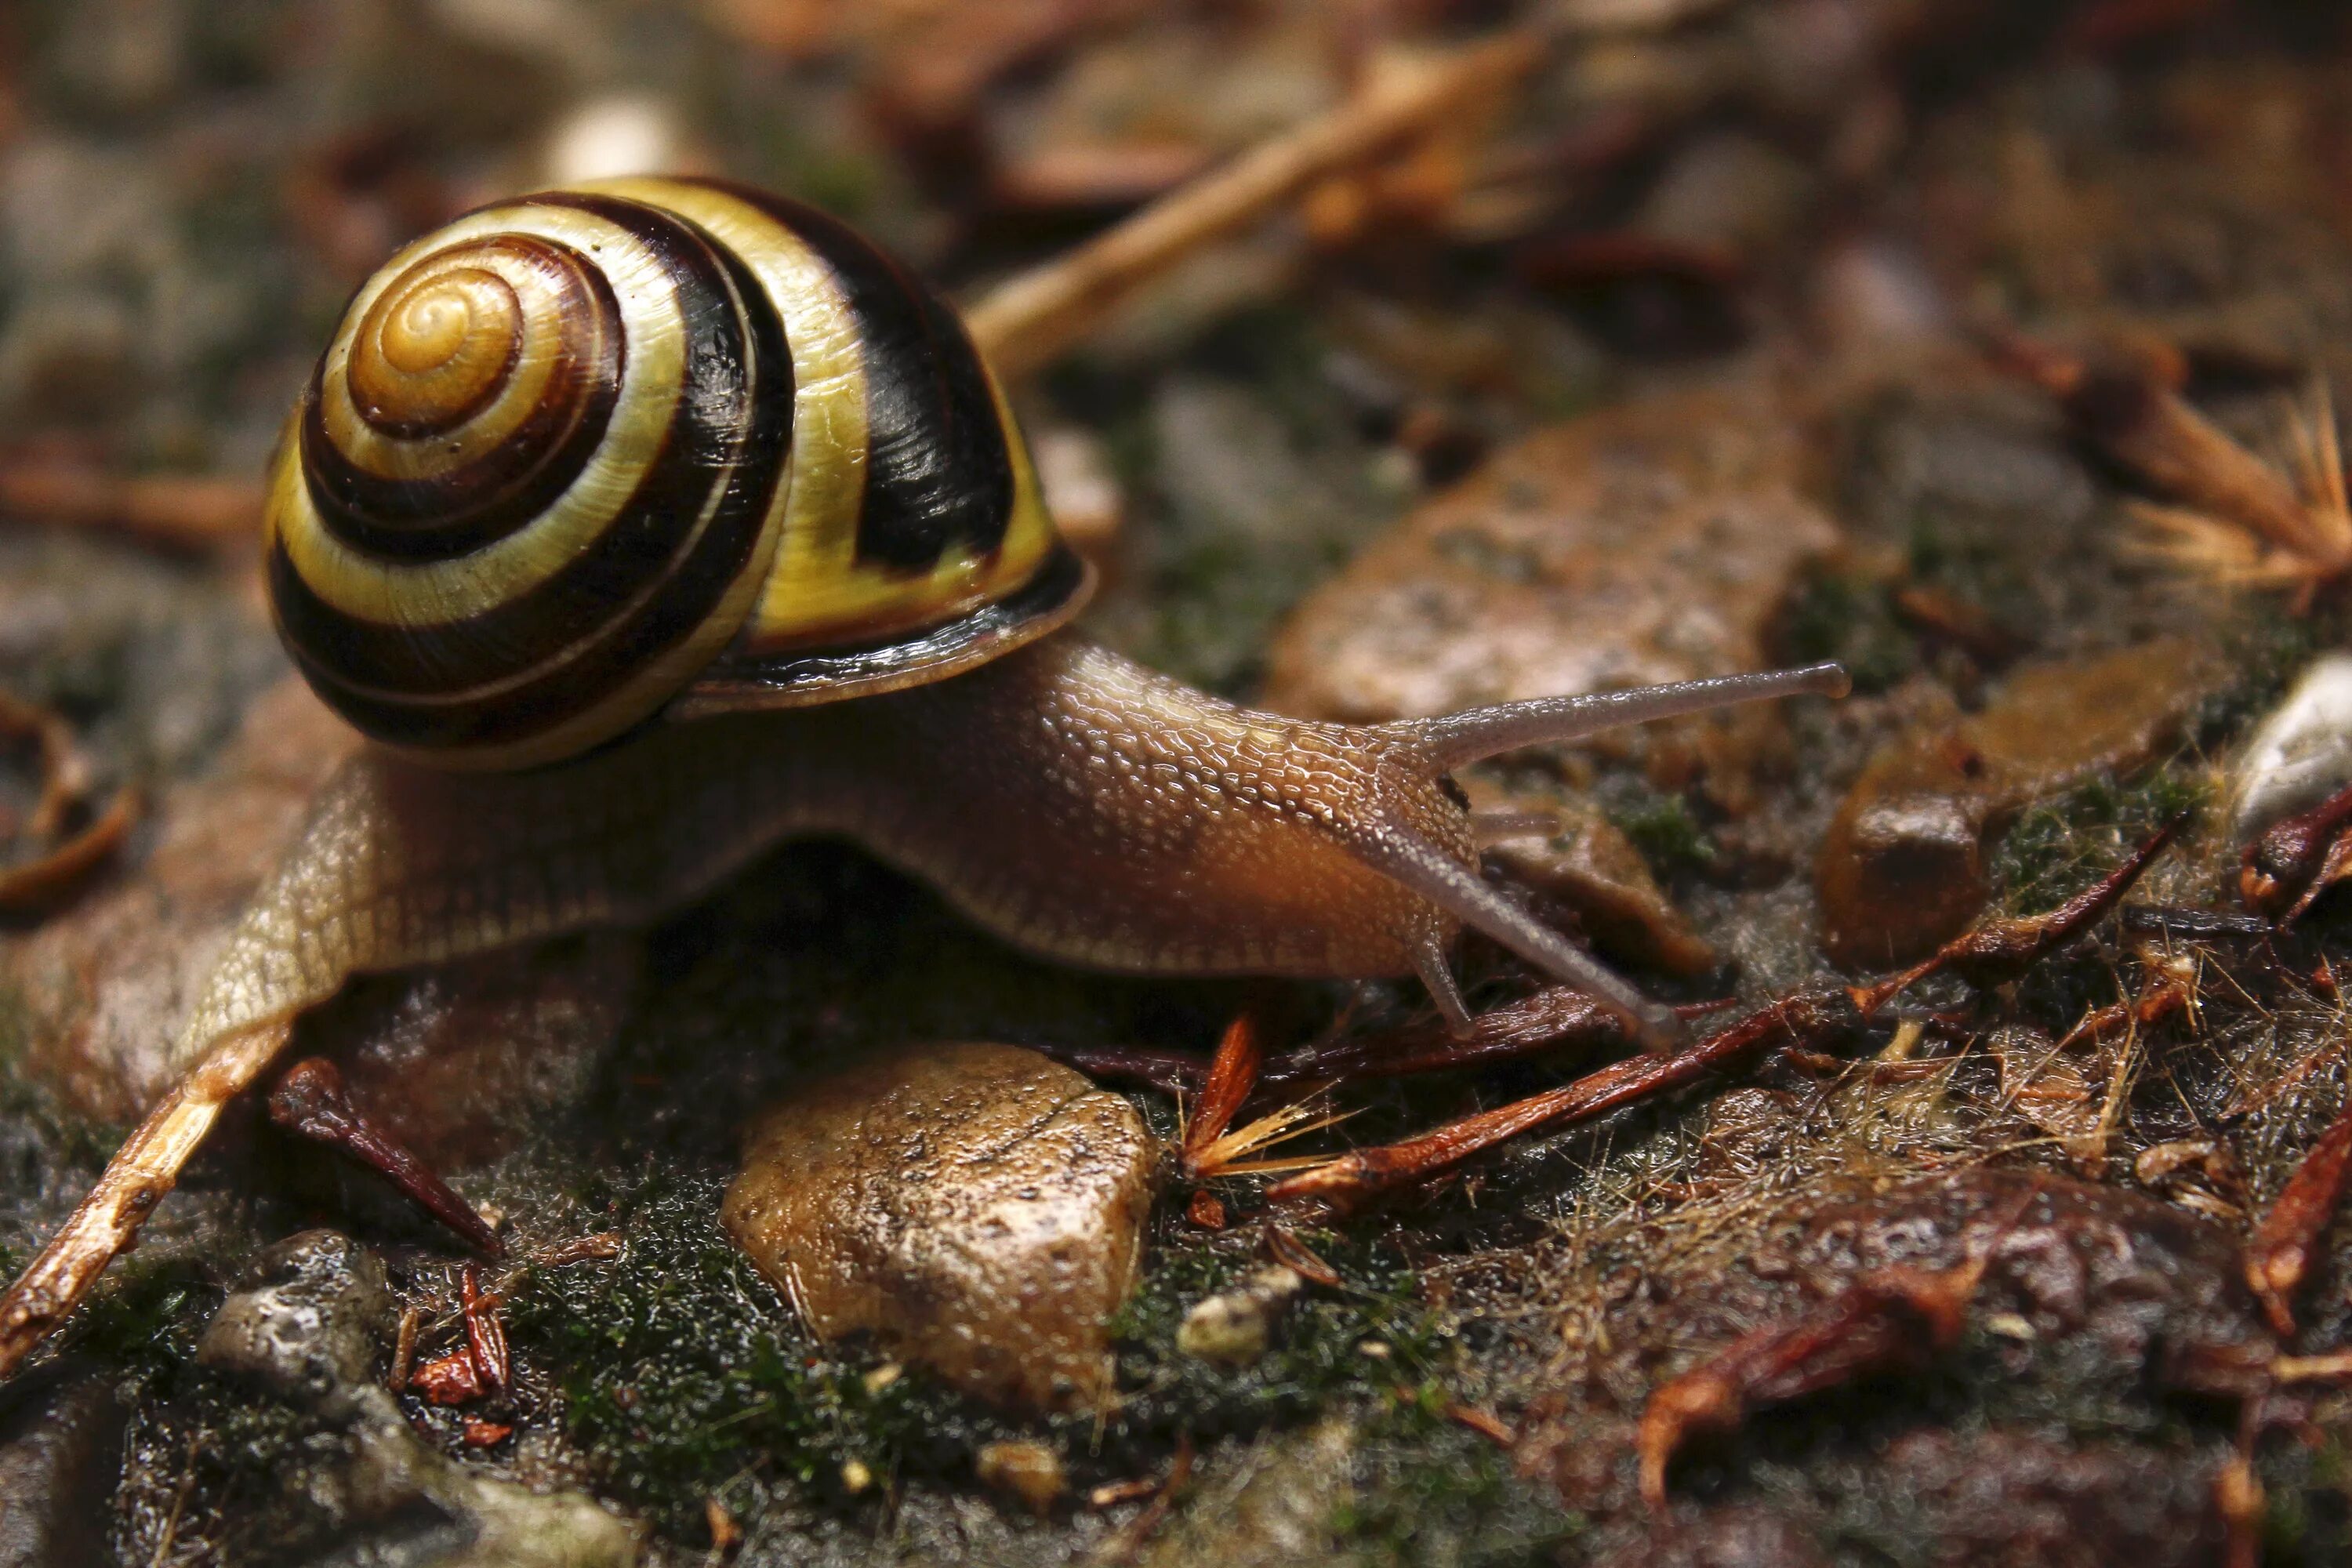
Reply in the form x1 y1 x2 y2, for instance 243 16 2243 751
0 459 260 552
0 1018 297 1378
964 33 1544 377
0 787 136 914
2245 1087 2352 1336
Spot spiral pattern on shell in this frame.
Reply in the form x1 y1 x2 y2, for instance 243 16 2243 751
266 177 1076 769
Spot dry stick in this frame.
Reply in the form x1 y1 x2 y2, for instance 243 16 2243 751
963 31 1545 378
0 787 137 913
2245 1090 2352 1338
1183 1009 1265 1174
1267 992 1833 1210
0 462 261 551
0 1018 296 1377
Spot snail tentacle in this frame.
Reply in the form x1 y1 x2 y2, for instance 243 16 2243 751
1411 928 1475 1035
1396 662 1852 772
1337 815 1684 1049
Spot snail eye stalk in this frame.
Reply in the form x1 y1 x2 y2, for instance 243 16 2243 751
1342 661 1853 1048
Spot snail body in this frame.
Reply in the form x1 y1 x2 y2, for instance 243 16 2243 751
0 179 1846 1375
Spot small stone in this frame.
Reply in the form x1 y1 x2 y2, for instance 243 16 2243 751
1265 383 1838 732
1462 778 1717 975
195 1229 636 1566
975 1439 1066 1515
541 95 691 186
1816 637 2223 967
0 1365 123 1568
2230 652 2352 839
1177 1265 1305 1367
721 1043 1158 1414
197 1229 392 1407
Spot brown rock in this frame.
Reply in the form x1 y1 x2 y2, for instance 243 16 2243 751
4 675 359 1117
1815 637 2223 967
1461 776 1717 976
975 1439 1065 1515
720 1043 1159 1414
1263 383 1839 728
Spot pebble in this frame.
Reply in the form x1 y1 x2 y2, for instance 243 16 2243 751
1177 1265 1305 1367
540 95 693 186
1815 637 2223 967
2229 652 2352 840
198 1229 392 1406
197 1229 637 1566
975 1439 1066 1515
1263 383 1837 793
721 1043 1158 1414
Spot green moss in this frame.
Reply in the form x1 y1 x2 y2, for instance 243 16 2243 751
1333 1408 1584 1566
507 1164 998 1539
1101 1225 1452 1442
1776 570 1920 694
505 1153 1555 1551
1600 782 1718 873
64 1252 220 1389
1990 764 2212 916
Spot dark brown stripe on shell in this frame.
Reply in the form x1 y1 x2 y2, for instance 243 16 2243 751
275 195 793 753
684 543 1090 710
299 234 624 562
686 179 1016 575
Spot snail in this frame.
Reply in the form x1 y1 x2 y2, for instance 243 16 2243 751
0 176 1846 1374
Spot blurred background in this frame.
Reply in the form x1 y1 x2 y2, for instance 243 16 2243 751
4 0 2342 696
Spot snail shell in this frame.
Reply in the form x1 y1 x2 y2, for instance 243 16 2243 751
266 176 1087 769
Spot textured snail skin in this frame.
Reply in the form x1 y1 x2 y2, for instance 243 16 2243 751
177 634 1467 1069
